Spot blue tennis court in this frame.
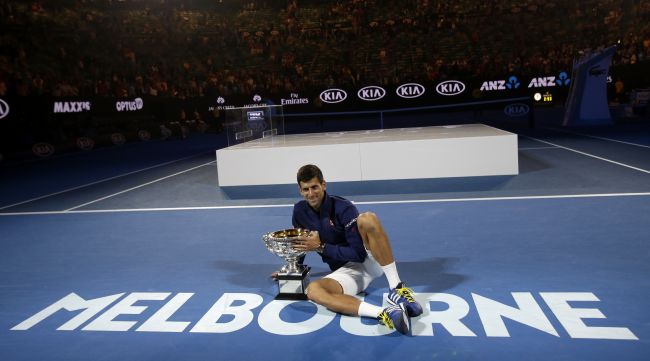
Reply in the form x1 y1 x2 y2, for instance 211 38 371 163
1 123 649 361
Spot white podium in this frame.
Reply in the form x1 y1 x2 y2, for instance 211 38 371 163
216 124 518 186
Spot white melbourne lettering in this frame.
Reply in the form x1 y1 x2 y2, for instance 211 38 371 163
10 291 638 340
190 293 263 333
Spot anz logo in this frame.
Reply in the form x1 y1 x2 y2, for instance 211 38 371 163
357 86 386 101
528 72 570 88
436 80 465 96
480 76 520 91
396 83 425 98
320 88 348 103
504 103 530 117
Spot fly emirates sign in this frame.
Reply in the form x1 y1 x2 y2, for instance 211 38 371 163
11 291 637 339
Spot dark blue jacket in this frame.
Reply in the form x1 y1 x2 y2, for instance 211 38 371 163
292 192 367 271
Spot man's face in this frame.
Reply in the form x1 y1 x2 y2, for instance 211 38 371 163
299 176 326 210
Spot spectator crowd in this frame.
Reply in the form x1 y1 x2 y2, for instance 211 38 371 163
0 0 649 99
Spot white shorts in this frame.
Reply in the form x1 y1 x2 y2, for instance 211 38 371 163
323 251 384 295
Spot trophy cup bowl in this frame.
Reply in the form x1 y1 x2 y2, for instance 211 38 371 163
263 228 311 300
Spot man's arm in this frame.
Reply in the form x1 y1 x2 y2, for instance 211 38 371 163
322 203 366 262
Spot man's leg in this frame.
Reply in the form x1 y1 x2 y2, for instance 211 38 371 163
356 211 397 264
356 211 423 317
357 211 400 286
306 274 410 334
306 278 361 315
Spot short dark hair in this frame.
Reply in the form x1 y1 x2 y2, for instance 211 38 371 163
297 164 324 184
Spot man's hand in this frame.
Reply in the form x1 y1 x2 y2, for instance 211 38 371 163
293 230 322 252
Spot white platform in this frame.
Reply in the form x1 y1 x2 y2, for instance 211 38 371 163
216 124 518 186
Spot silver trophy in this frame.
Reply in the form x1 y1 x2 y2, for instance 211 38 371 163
263 228 311 300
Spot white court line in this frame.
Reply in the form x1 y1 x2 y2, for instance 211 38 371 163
0 152 212 211
545 127 650 149
518 146 559 150
523 135 650 174
1 192 648 216
64 160 217 211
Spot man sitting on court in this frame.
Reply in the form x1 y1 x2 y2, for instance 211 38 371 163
291 164 422 334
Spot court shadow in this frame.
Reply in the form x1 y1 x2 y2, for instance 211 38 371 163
212 259 332 298
220 177 514 199
518 152 550 174
367 258 467 294
213 257 466 299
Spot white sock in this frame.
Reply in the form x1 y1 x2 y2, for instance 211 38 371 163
357 301 385 318
381 262 401 289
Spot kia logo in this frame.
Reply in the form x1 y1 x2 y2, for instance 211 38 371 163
396 83 425 98
111 133 126 145
138 130 151 141
436 80 465 96
0 98 9 119
504 103 530 117
76 137 95 151
32 142 55 157
357 86 386 101
319 89 347 103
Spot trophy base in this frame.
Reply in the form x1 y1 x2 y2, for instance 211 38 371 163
276 266 310 300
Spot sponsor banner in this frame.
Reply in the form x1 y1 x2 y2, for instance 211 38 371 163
76 137 95 150
138 130 151 141
396 83 426 99
320 88 348 104
111 133 126 145
528 72 571 88
49 97 150 117
54 101 91 113
280 93 310 106
31 142 55 157
357 86 386 101
480 76 521 91
0 98 10 119
436 80 466 96
116 97 144 112
504 103 530 117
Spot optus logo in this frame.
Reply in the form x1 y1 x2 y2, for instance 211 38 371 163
436 80 465 96
319 89 347 103
116 98 144 112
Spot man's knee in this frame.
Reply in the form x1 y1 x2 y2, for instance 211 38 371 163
306 282 322 303
357 211 380 233
306 279 336 304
